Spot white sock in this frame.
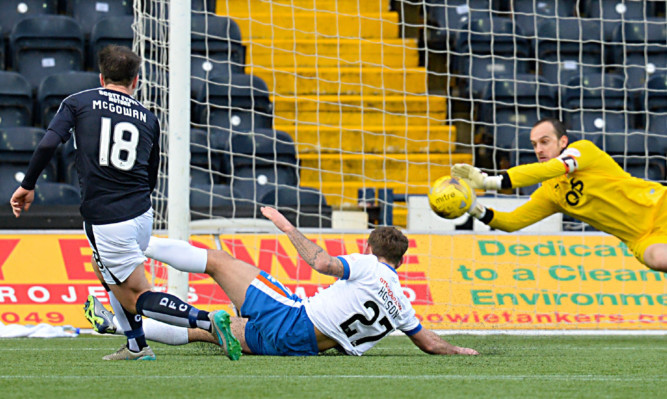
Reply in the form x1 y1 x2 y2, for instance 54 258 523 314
113 316 189 346
144 237 208 273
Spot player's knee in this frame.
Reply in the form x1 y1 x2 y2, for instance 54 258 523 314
643 245 667 273
205 249 232 275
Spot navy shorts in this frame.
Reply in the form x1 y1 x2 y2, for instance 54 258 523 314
241 271 319 356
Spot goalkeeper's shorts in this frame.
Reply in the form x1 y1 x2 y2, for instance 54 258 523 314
629 208 667 265
630 233 667 265
240 271 319 356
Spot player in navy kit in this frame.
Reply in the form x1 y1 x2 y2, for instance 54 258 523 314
10 45 241 361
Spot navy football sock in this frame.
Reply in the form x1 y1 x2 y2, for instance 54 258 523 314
135 291 211 331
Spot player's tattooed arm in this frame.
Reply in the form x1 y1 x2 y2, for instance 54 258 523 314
285 228 344 278
261 206 344 278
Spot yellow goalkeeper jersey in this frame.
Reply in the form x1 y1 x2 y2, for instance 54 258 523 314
488 139 667 245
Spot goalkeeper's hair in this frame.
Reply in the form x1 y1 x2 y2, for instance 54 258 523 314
98 45 141 87
367 227 409 267
534 117 567 139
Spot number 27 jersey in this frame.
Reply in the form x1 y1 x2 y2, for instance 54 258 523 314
303 254 422 356
48 88 160 225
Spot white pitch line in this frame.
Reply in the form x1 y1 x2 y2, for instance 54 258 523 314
0 375 660 382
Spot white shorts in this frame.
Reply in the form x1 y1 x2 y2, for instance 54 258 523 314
84 209 153 285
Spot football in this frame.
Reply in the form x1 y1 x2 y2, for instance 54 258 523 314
428 175 474 219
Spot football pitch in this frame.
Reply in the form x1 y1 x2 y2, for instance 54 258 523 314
0 334 664 399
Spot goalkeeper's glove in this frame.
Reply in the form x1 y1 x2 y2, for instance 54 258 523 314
461 180 489 221
452 164 503 191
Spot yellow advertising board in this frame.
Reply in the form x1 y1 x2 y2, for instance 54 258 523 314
0 233 665 330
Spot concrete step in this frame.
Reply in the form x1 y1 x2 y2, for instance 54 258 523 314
299 153 472 183
279 125 456 154
218 0 393 15
272 94 446 126
249 66 428 95
246 38 419 68
229 12 400 39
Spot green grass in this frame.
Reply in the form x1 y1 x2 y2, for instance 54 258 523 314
0 334 664 399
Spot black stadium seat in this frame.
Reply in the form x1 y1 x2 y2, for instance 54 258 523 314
10 15 85 89
0 0 58 39
192 0 217 13
259 186 331 228
190 128 227 185
604 132 667 182
583 0 658 41
191 14 245 80
511 0 575 39
611 19 667 90
645 72 667 134
0 71 33 127
423 0 496 51
454 16 531 98
194 73 273 131
32 182 81 205
479 74 555 168
536 19 604 89
89 16 133 70
563 74 631 139
259 186 327 207
37 71 100 127
66 0 133 37
224 129 298 200
0 127 57 186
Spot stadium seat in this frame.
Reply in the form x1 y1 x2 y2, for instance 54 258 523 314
65 0 133 37
536 19 604 89
190 183 239 208
0 28 5 69
190 128 227 185
0 0 58 40
0 71 32 127
645 72 667 134
259 186 331 228
191 14 245 80
194 73 273 131
604 132 667 182
37 71 100 127
510 0 576 39
0 127 57 184
454 16 531 98
224 129 298 200
583 0 658 41
423 0 497 51
59 137 78 185
479 74 556 169
610 19 667 90
259 186 328 207
9 15 85 89
89 16 133 70
562 74 632 138
479 74 556 149
32 182 80 205
189 183 261 221
192 0 217 13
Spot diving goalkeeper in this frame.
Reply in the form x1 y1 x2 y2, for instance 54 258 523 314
453 118 667 273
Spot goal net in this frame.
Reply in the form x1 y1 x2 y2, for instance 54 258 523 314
134 0 667 331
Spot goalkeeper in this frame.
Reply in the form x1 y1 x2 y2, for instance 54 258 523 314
453 118 667 273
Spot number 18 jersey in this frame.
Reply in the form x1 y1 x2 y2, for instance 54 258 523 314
303 254 422 356
48 88 160 225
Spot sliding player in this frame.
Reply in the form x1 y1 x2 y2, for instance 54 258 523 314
453 118 667 273
86 206 479 357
